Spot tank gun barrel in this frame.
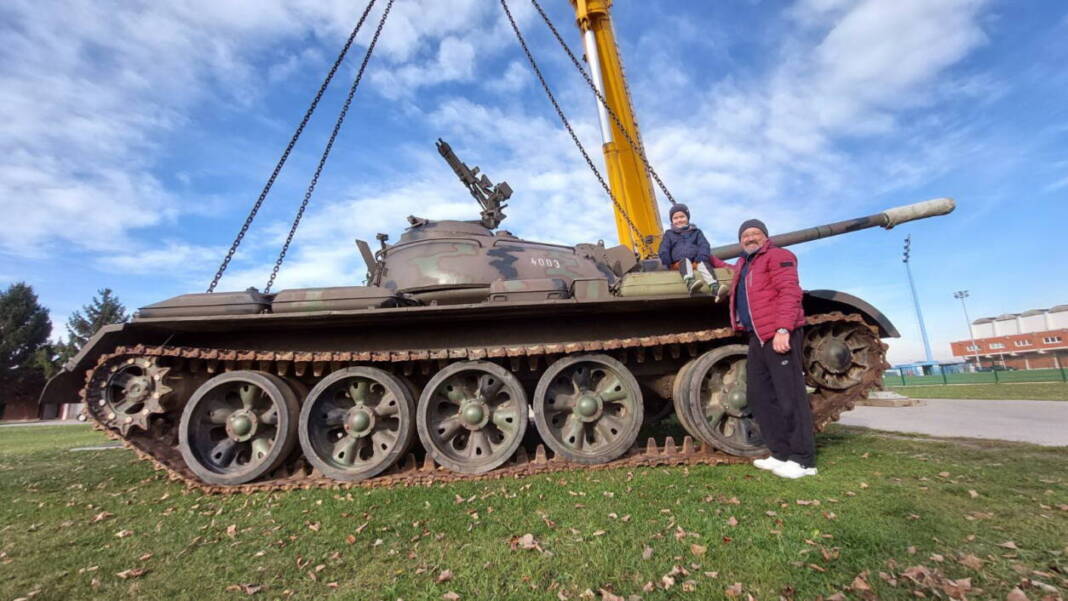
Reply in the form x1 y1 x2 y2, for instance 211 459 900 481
711 198 956 260
435 138 512 229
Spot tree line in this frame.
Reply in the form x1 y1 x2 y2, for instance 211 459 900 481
0 283 128 417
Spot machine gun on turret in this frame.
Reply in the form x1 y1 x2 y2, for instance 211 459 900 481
436 138 512 229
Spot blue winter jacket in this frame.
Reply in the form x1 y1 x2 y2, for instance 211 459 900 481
658 225 712 268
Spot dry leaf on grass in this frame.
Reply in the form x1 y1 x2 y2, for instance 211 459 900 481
115 529 133 538
642 546 654 560
442 592 461 601
851 575 872 591
599 589 623 601
958 554 983 570
690 544 707 556
437 569 454 583
226 524 237 538
509 533 544 553
826 593 847 601
92 511 114 522
998 541 1019 550
968 490 979 498
1006 587 1028 601
724 582 743 597
116 567 149 579
225 584 262 595
726 516 738 527
138 553 153 561
661 575 675 589
682 580 697 592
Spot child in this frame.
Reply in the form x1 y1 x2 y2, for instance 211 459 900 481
659 203 716 294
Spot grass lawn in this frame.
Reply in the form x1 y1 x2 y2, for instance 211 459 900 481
1 425 1065 601
889 382 1068 401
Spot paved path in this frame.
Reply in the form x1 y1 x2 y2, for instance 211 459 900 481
0 419 84 428
839 398 1068 446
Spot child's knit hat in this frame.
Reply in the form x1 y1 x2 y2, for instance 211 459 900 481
668 203 690 220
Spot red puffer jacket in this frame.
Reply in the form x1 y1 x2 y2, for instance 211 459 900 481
711 240 805 342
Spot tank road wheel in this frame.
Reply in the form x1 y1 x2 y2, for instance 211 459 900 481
803 322 877 390
178 371 299 486
681 345 766 457
533 354 643 465
90 356 175 435
417 361 528 474
298 367 416 482
671 359 700 437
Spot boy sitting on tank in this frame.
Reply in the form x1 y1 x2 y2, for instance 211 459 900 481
658 203 717 294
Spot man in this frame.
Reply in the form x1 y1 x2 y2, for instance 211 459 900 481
712 219 815 479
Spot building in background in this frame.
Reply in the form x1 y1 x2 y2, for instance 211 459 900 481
949 305 1068 370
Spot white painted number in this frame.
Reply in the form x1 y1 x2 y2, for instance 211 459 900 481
530 257 561 269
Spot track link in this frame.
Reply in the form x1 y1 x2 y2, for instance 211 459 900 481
80 312 887 494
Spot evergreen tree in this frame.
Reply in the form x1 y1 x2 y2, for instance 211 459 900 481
66 288 129 348
0 282 53 409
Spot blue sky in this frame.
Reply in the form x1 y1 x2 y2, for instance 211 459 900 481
1 0 1065 364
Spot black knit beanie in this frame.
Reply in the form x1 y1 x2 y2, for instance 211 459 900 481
668 203 690 221
738 218 768 240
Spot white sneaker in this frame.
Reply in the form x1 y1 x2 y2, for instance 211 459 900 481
753 457 787 471
772 460 818 479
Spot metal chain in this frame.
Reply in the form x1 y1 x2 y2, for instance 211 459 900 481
263 0 394 294
499 0 653 257
205 0 380 293
529 0 675 206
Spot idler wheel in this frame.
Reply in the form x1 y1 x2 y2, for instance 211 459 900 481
533 354 643 465
803 322 875 391
178 371 299 486
676 345 766 457
417 361 527 474
298 367 416 482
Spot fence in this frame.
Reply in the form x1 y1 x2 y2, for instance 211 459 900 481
885 368 1068 387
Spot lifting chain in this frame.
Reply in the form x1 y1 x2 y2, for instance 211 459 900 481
205 0 380 293
499 0 654 258
263 0 394 294
528 0 676 207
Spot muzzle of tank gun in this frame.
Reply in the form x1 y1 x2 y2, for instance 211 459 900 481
879 197 956 229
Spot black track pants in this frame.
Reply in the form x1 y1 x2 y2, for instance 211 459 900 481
746 329 815 468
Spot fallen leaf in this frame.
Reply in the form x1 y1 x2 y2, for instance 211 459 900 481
442 592 461 601
642 582 655 592
642 546 653 560
690 544 707 556
345 534 356 545
907 546 917 555
930 553 945 562
827 594 847 601
225 584 262 595
115 529 133 539
1006 587 1028 601
808 564 826 573
226 524 237 539
599 589 623 601
682 580 697 592
92 511 114 522
509 533 544 553
859 482 869 489
726 516 738 527
851 575 872 591
725 582 743 598
998 541 1019 550
437 569 453 583
116 567 148 579
592 530 606 537
138 553 153 561
307 522 321 532
580 590 595 600
661 575 675 589
704 571 719 579
968 490 979 498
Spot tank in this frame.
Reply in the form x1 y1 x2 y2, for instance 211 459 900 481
41 142 956 492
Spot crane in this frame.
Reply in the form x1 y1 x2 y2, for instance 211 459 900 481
568 0 664 256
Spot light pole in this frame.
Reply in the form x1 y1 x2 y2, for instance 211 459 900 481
953 290 981 371
903 235 935 369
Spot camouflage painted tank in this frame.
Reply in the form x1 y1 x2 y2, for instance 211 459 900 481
42 143 955 492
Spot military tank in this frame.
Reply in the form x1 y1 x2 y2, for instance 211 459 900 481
41 138 955 492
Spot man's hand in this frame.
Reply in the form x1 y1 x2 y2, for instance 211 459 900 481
772 330 791 353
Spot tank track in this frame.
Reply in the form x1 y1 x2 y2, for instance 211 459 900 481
79 312 886 494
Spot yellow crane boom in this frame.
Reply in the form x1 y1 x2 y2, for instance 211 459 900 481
569 0 663 257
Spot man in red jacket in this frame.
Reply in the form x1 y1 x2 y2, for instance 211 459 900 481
712 219 815 479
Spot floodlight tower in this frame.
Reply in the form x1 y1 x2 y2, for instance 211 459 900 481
903 235 934 365
953 290 981 370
